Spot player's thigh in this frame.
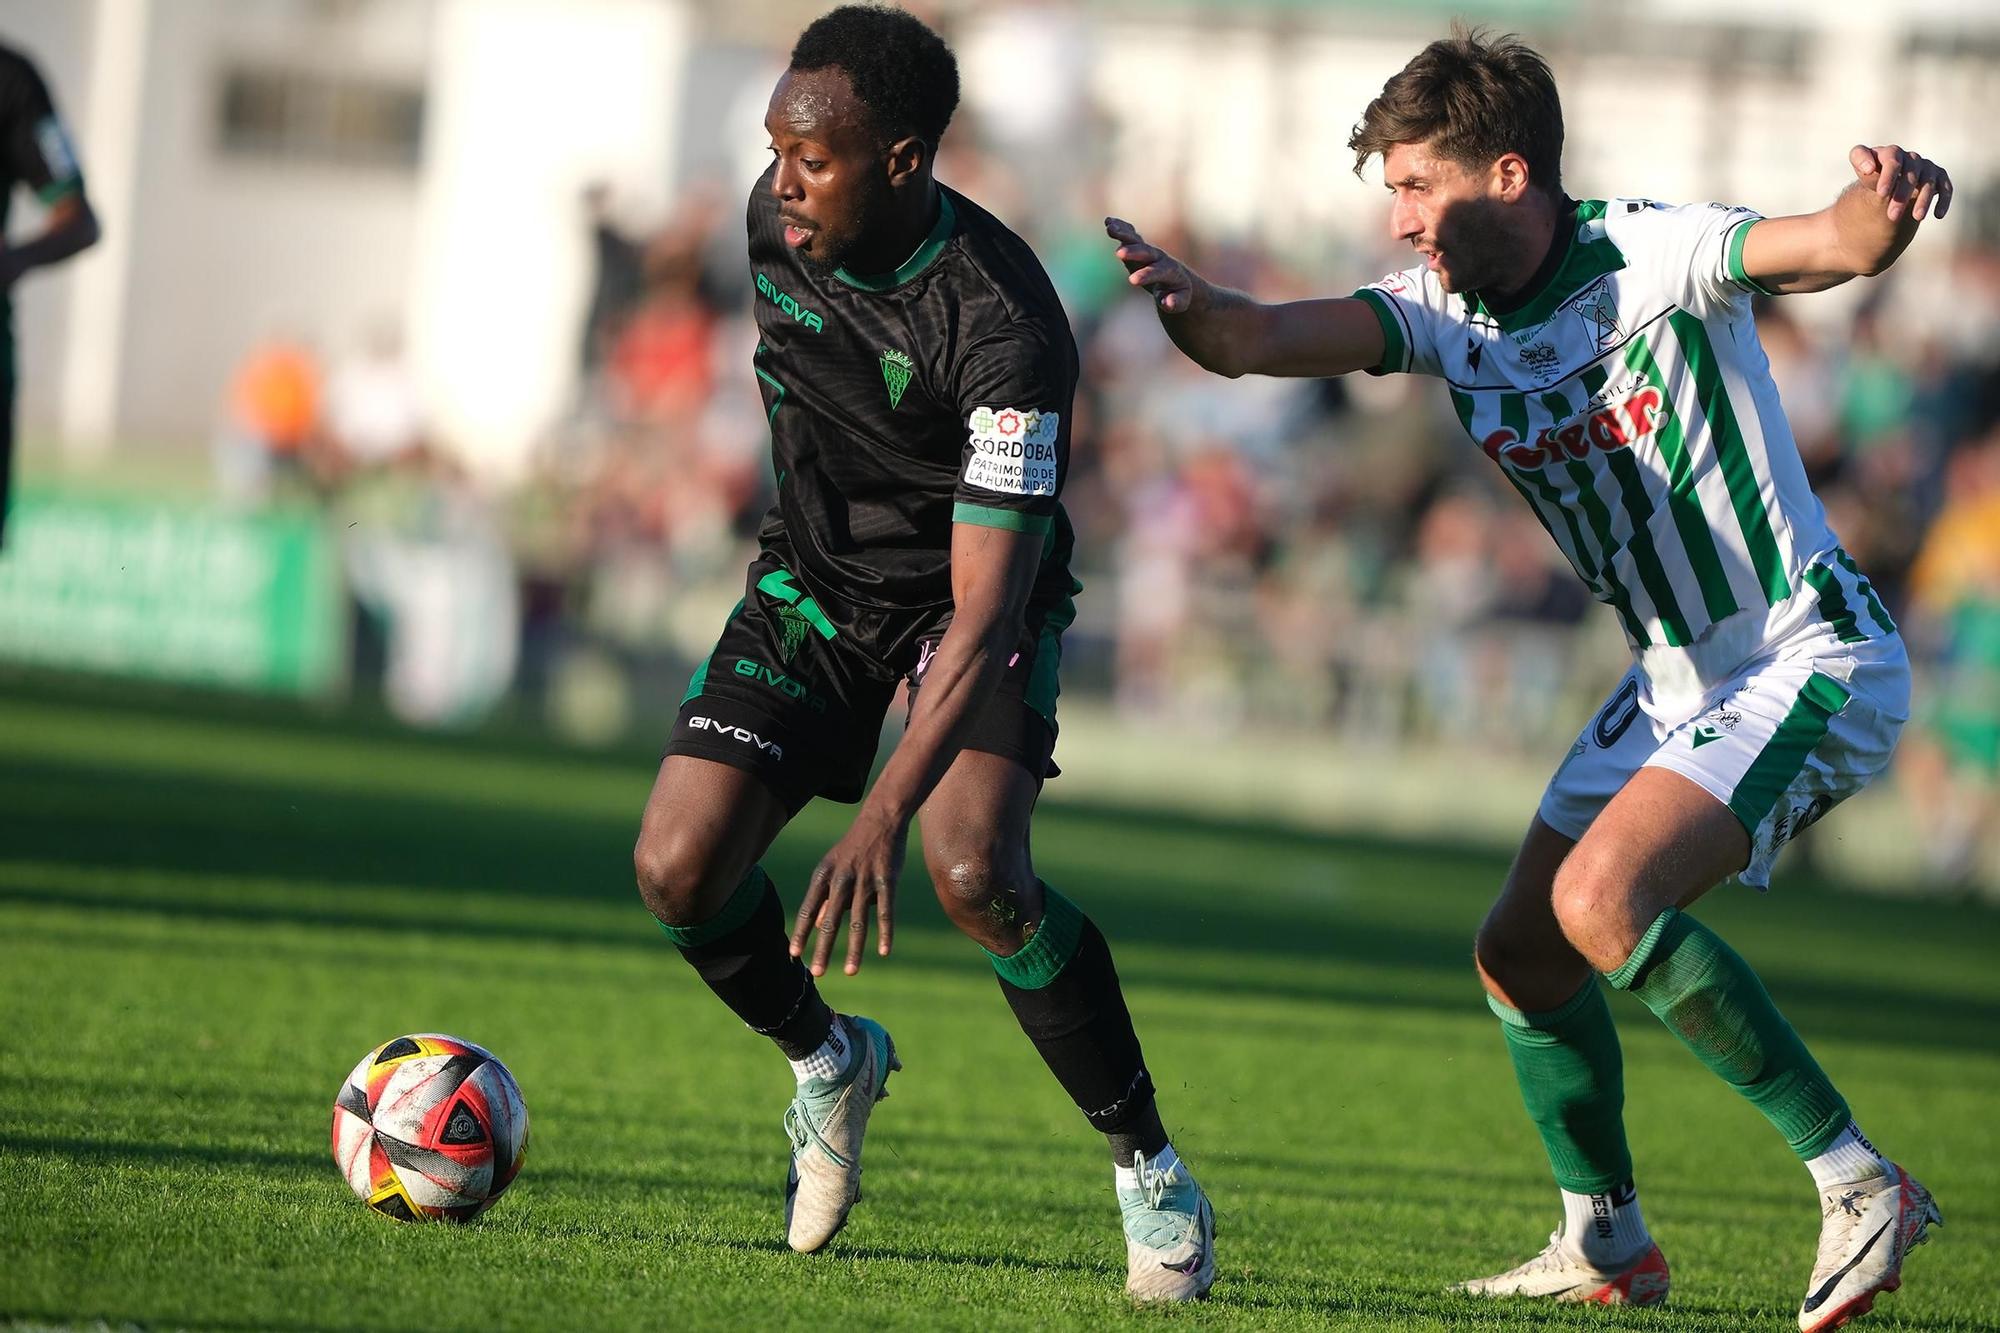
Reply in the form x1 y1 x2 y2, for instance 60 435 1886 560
641 566 892 921
918 748 1041 950
674 556 901 810
633 754 792 924
1554 767 1749 971
1645 634 1909 890
1475 815 1589 1011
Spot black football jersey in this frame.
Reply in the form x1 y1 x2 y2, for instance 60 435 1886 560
0 43 84 345
0 43 81 232
745 165 1078 667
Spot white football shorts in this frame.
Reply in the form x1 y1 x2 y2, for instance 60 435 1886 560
1538 616 1910 888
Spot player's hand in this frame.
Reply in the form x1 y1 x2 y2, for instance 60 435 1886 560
1106 216 1198 314
792 814 904 976
1850 144 1952 223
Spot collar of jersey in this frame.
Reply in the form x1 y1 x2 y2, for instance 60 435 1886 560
1470 198 1624 334
832 190 957 292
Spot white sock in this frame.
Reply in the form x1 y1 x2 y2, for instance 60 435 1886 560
787 1019 851 1084
1806 1122 1891 1190
1115 1142 1179 1192
1560 1182 1650 1266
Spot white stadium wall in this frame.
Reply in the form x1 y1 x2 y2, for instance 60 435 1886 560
405 0 690 481
4 0 1998 467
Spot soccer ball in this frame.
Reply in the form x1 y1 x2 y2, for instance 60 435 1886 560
330 1032 529 1222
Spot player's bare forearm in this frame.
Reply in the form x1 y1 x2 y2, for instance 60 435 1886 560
1741 145 1952 294
791 524 1037 975
1150 278 1266 378
856 523 1042 831
1103 217 1385 378
0 195 99 288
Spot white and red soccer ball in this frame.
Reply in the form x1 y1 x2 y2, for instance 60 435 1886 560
331 1033 528 1222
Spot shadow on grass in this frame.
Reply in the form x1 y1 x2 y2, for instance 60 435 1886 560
0 1131 324 1174
7 731 2000 1060
699 1232 1116 1280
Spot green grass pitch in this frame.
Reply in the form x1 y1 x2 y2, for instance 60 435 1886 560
2 684 1996 1331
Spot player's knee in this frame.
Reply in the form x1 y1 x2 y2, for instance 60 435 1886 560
925 840 1020 929
632 831 727 926
1549 843 1629 960
934 852 1001 917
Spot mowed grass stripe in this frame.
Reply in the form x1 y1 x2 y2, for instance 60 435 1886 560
2 692 1996 1330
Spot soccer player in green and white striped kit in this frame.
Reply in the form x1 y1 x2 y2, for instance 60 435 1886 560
1106 26 1948 1332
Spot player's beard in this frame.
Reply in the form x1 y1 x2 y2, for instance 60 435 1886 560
794 174 898 275
1429 195 1520 296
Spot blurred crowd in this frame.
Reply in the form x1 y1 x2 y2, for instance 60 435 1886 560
208 128 2000 886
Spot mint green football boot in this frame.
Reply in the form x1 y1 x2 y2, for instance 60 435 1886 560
1119 1149 1216 1301
783 1014 899 1252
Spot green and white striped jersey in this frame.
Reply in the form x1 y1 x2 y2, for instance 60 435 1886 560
1354 198 1892 702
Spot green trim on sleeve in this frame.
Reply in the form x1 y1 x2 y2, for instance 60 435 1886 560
1725 217 1779 297
34 177 80 207
1352 287 1406 374
951 502 1052 535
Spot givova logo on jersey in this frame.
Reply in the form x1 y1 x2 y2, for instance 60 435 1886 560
1481 381 1667 472
755 273 823 332
964 406 1059 496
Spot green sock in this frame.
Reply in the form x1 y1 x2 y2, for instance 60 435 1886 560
1490 979 1633 1193
1607 908 1849 1159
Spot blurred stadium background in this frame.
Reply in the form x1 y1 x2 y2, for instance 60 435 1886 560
5 0 2000 894
8 4 2000 1329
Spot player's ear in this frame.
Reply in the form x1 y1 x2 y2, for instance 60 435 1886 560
884 135 928 188
1494 152 1532 203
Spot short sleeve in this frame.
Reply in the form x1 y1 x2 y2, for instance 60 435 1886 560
1 55 83 204
1351 267 1444 378
1636 201 1768 319
951 324 1074 535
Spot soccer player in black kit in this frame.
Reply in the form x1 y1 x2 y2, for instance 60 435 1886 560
630 6 1214 1301
0 41 99 548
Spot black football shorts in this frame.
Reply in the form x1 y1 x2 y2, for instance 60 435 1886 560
666 552 1067 813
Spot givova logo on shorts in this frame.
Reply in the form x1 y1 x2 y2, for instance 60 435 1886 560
688 716 783 759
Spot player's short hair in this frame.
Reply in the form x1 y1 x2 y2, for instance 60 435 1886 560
1348 25 1563 197
789 4 960 150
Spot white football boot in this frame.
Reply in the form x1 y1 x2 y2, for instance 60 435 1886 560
1118 1149 1216 1302
1798 1163 1942 1332
783 1014 899 1253
1454 1228 1671 1306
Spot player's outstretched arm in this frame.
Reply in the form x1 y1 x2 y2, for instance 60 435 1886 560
1738 145 1952 295
790 523 1042 977
0 192 98 289
1104 217 1385 378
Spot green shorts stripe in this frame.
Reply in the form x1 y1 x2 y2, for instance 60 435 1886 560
1726 672 1851 834
1024 595 1076 725
680 598 746 705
